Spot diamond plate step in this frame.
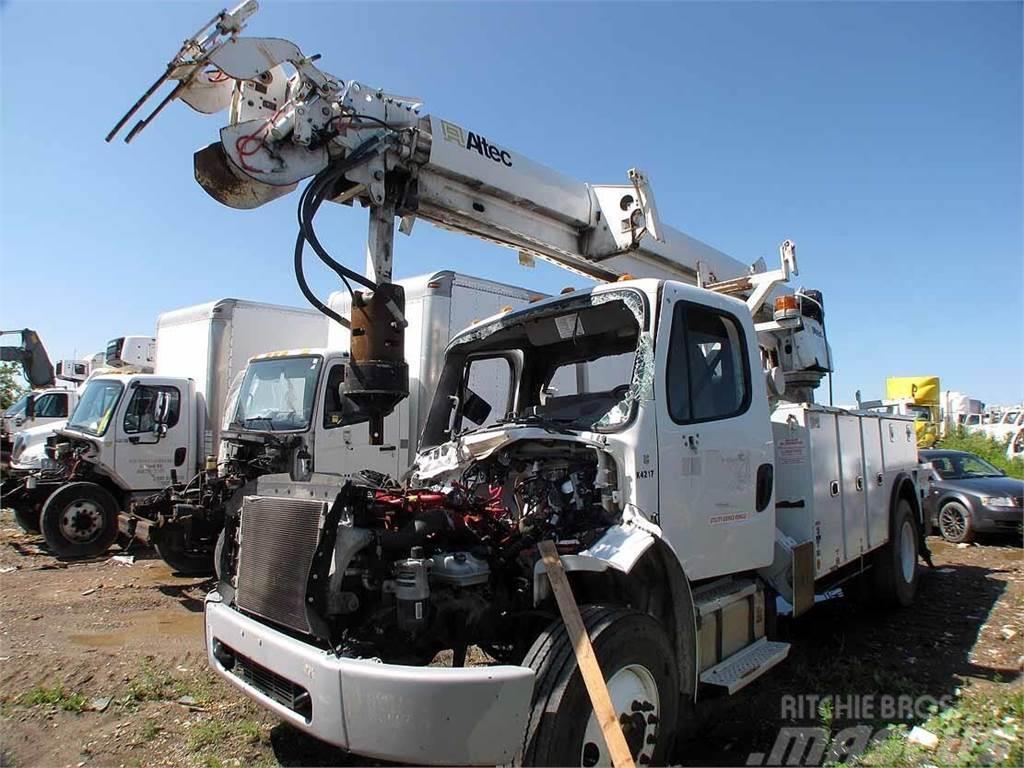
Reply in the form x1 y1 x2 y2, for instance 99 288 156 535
699 638 791 695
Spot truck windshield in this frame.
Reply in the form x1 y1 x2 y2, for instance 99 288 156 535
230 356 322 432
422 291 645 446
67 379 124 436
5 394 29 417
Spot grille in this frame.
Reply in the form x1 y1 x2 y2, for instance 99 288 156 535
230 645 312 720
235 495 327 634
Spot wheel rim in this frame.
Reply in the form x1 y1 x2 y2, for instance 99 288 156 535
580 663 660 767
60 500 103 543
899 518 916 583
939 504 968 542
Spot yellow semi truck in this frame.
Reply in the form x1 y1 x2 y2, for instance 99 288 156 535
886 376 941 447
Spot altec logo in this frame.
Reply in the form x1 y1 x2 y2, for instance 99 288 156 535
440 120 513 167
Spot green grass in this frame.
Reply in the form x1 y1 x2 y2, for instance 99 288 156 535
188 720 228 751
141 718 161 742
855 686 1023 767
18 684 88 713
120 659 211 709
236 719 264 745
938 428 1024 479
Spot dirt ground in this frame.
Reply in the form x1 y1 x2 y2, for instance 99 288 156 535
0 509 1020 768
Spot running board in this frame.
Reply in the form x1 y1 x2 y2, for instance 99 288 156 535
699 638 791 695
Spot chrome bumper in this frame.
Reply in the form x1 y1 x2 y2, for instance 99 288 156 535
205 592 536 766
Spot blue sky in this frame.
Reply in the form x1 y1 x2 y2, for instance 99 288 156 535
2 1 1021 406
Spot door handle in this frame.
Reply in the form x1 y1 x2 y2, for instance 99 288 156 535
685 434 700 450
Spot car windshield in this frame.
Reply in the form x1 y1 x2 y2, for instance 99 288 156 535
230 355 322 432
67 379 124 436
927 453 1004 480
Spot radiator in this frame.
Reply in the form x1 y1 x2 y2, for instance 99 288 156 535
235 495 327 634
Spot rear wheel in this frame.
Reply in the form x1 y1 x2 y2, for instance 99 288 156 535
937 501 974 544
872 498 920 607
520 606 679 767
40 482 120 559
153 525 214 575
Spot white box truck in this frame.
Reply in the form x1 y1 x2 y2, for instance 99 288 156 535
12 299 325 563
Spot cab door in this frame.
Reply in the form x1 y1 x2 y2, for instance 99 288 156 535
113 379 191 491
313 360 402 480
655 285 775 581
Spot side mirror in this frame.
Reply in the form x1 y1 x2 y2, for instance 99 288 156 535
25 395 35 420
152 391 171 438
462 388 493 426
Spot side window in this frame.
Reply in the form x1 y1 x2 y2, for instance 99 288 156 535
463 357 512 429
322 364 368 429
123 386 180 434
667 302 750 424
34 394 68 418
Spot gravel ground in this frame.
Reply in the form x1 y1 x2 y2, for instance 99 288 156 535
0 509 1019 767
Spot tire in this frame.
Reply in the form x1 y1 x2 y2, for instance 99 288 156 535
937 500 974 544
12 503 41 534
153 525 214 576
872 498 920 608
213 529 226 581
40 482 120 559
520 606 679 767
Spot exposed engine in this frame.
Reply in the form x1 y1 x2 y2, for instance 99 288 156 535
220 440 620 665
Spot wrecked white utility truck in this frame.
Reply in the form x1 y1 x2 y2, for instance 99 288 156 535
109 4 928 765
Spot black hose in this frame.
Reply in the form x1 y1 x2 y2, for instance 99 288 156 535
292 137 384 325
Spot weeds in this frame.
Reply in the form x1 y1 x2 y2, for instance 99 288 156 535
18 684 87 713
188 720 227 751
236 719 264 745
120 659 211 709
855 686 1024 767
141 719 161 742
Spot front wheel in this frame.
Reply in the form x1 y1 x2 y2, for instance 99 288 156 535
153 526 215 576
872 498 920 607
40 482 120 559
520 606 679 767
937 500 974 544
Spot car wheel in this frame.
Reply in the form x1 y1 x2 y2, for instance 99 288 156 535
937 500 974 544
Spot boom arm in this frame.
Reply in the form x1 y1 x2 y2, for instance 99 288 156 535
0 329 55 389
108 2 790 293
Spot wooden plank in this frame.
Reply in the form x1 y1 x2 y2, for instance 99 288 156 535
538 539 636 768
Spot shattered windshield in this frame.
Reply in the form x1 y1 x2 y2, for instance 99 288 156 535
230 356 322 432
67 379 123 436
422 290 647 446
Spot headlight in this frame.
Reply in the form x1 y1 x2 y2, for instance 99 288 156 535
981 496 1017 508
11 435 24 459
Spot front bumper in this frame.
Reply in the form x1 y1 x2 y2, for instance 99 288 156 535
205 592 536 766
973 504 1023 533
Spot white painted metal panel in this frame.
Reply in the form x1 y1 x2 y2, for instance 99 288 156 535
838 414 867 560
809 411 844 577
861 417 887 549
